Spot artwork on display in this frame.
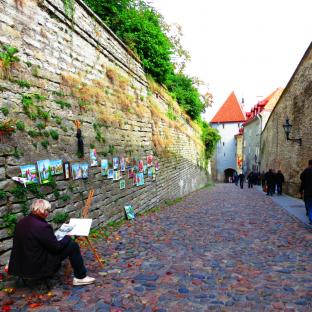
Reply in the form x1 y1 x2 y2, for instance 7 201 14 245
147 155 153 167
138 160 144 173
147 167 153 178
120 157 126 172
128 168 135 179
20 164 38 184
125 157 131 168
50 159 63 175
71 163 89 180
151 166 156 181
124 204 135 220
113 157 119 170
155 160 160 171
107 169 114 179
101 159 108 176
143 164 147 175
63 162 71 179
113 170 121 181
133 173 137 186
90 149 98 167
119 179 126 190
136 172 144 186
37 159 52 184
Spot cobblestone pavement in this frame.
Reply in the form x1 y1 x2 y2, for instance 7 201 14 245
1 183 312 311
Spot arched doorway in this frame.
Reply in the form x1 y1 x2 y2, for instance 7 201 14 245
224 168 236 183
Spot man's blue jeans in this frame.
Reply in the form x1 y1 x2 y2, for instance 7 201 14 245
304 197 312 223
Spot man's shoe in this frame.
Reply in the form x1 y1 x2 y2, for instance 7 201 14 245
73 276 95 286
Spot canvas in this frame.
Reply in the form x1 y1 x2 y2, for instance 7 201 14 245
63 162 71 179
125 157 131 168
136 172 144 186
20 164 38 184
138 160 144 172
120 179 126 189
72 163 89 180
124 204 135 220
147 155 153 167
113 157 119 170
155 160 160 171
101 159 108 176
50 159 63 175
90 149 98 167
113 170 121 181
37 159 52 184
143 164 147 175
108 169 114 179
120 157 126 172
147 167 153 178
128 168 135 179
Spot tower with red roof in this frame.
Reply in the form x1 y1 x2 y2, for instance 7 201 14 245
210 92 246 182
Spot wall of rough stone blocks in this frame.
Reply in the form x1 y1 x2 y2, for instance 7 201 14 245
0 0 209 266
260 43 312 196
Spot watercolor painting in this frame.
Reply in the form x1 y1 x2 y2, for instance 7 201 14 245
124 204 135 220
128 168 135 179
120 179 125 189
20 164 38 184
125 157 131 168
101 159 108 176
63 162 71 179
50 159 63 175
37 159 52 184
90 149 98 167
155 160 160 171
148 167 153 178
72 163 89 180
120 157 126 172
113 157 119 170
143 164 147 175
147 155 153 167
108 169 114 179
136 172 144 186
138 160 144 172
113 170 121 181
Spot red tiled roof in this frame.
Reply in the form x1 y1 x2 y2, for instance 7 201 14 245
210 92 246 123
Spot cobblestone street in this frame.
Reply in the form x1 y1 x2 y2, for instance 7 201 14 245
2 183 312 311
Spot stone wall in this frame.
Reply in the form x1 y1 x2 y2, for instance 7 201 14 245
260 43 312 196
0 0 209 267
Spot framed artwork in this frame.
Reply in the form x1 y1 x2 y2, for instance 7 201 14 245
125 157 131 168
71 163 89 180
50 159 63 175
90 149 98 167
108 169 114 179
20 164 38 184
101 159 108 176
128 168 135 179
147 167 153 178
113 157 119 170
63 161 71 179
37 159 52 184
132 158 137 167
147 155 153 167
138 160 144 173
143 164 147 175
136 172 144 186
120 179 126 189
113 170 121 181
155 160 160 171
124 204 135 220
151 166 156 181
120 157 126 172
133 173 137 186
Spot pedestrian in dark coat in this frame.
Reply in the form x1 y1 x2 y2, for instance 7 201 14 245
9 199 95 286
247 172 254 188
300 160 312 224
276 170 285 195
238 172 245 189
264 169 275 196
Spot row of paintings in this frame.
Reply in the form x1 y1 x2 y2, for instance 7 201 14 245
19 156 159 185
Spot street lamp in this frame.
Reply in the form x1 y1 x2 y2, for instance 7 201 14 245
282 117 302 146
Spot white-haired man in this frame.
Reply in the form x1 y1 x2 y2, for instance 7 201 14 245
8 199 95 286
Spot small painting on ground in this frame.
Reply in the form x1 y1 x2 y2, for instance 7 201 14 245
113 170 121 181
108 169 114 179
155 160 160 171
138 160 144 172
37 159 52 184
72 163 89 180
63 162 71 179
128 168 135 179
120 179 126 189
20 164 38 184
50 159 63 175
101 159 108 176
136 172 144 186
120 157 126 172
147 155 153 167
113 157 119 170
124 204 135 220
90 149 98 167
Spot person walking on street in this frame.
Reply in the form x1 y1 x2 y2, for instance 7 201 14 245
233 171 239 186
264 169 275 196
247 171 254 188
238 172 245 189
276 170 285 195
300 160 312 225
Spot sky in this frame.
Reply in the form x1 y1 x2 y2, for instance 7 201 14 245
150 0 312 121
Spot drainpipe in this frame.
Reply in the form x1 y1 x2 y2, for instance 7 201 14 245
256 114 262 172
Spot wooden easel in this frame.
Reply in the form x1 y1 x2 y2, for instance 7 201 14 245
80 189 104 268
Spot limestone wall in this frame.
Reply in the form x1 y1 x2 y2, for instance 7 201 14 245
260 43 312 195
0 0 209 266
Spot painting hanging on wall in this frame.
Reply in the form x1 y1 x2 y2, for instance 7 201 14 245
136 172 144 186
101 159 108 176
120 179 126 189
50 159 63 175
113 157 119 170
113 170 121 181
124 204 135 220
37 159 52 184
147 155 153 167
72 163 89 180
108 169 114 179
63 162 71 179
90 149 98 167
120 157 125 172
20 164 38 184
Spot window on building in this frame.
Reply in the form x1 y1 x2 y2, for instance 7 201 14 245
222 124 225 129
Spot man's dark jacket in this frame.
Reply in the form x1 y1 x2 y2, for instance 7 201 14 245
300 167 312 199
9 214 70 278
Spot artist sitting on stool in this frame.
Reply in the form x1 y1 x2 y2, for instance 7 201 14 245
8 199 95 286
